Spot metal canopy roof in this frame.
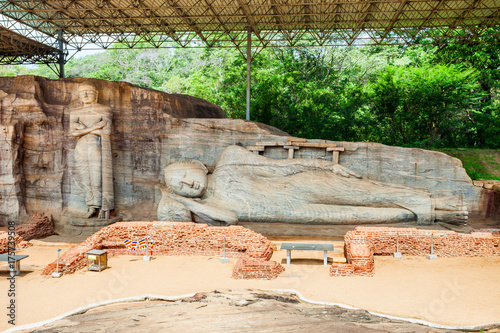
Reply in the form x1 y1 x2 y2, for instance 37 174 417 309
0 25 60 64
0 0 499 64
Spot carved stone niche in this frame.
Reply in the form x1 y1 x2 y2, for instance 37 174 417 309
0 122 25 225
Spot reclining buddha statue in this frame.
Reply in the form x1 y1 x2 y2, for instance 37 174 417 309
158 145 467 225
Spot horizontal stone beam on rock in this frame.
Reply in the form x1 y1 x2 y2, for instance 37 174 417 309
246 145 265 151
283 145 300 149
286 137 307 142
291 142 338 148
326 147 345 151
255 141 288 146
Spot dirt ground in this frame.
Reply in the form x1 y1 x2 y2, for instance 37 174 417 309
1 237 499 332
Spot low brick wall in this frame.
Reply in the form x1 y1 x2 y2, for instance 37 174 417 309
42 221 283 279
345 240 374 276
0 212 52 254
356 227 500 257
16 212 54 241
232 257 285 279
331 226 500 277
330 229 376 277
330 263 354 276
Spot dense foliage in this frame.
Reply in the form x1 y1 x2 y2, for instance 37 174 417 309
2 31 498 148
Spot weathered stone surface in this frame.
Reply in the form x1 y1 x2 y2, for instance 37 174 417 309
481 189 500 220
481 180 500 190
0 75 488 230
21 289 486 333
70 82 114 219
161 120 482 218
0 76 225 228
160 145 468 225
0 122 25 223
473 180 484 187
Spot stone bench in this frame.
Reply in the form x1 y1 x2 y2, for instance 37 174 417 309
0 254 29 276
280 243 334 266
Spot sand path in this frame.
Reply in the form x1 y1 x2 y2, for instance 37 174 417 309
1 241 499 331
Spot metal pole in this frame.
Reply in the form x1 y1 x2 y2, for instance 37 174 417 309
56 249 60 273
246 27 251 121
143 236 151 261
220 237 229 263
393 232 402 258
430 234 434 255
426 233 437 260
396 232 399 253
58 30 65 79
52 248 62 277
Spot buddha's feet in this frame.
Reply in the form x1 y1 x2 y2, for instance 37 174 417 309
434 194 468 225
83 207 98 219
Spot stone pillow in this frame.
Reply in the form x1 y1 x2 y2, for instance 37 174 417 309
157 197 192 222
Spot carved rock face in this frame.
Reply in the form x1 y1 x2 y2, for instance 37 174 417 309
78 84 98 105
164 163 208 198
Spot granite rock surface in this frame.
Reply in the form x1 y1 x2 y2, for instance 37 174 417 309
0 76 484 230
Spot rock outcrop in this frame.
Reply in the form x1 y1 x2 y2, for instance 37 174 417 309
19 289 491 333
0 75 487 231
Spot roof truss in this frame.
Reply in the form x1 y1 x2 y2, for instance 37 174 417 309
0 0 498 65
0 24 60 64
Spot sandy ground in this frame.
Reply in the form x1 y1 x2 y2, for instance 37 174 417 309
1 240 500 331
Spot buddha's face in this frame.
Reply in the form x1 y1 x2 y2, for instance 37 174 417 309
79 85 97 105
165 165 208 198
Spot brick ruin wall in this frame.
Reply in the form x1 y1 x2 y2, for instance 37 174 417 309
232 257 285 279
0 231 31 254
0 212 54 254
41 221 284 279
15 212 54 241
330 226 500 277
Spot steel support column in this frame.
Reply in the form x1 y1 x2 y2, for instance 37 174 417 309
246 27 251 121
58 30 65 78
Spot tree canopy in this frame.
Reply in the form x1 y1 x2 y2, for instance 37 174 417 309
2 30 498 149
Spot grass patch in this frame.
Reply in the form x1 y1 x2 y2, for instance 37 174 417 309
435 148 500 181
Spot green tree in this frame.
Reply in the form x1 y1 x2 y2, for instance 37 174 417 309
1 35 498 148
368 64 483 147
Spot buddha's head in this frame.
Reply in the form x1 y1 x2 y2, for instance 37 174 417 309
78 82 98 105
164 160 208 198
